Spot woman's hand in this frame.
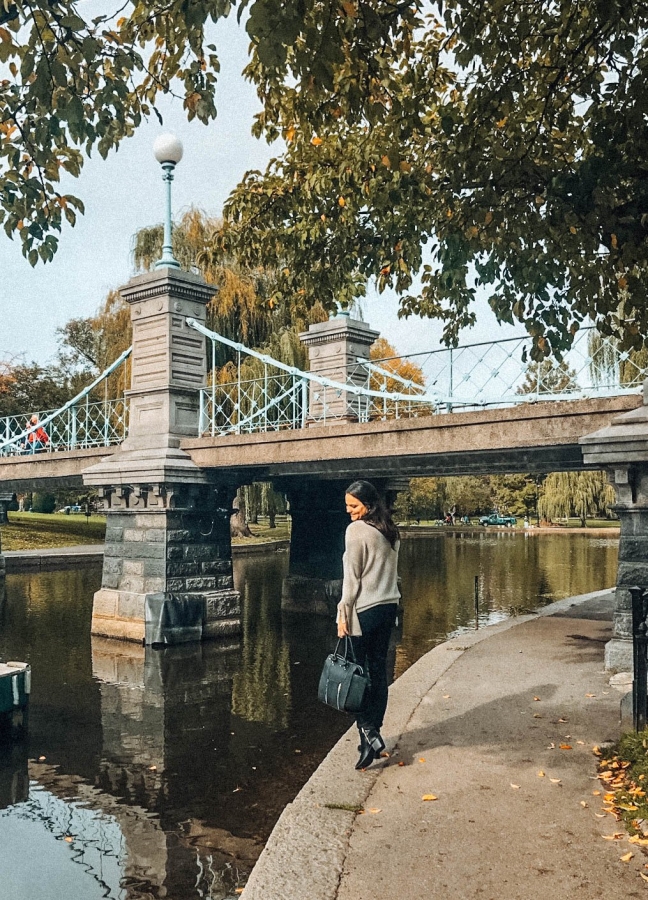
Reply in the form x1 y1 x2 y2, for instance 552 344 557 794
337 612 350 638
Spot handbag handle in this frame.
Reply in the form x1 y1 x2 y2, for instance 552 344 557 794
333 635 358 665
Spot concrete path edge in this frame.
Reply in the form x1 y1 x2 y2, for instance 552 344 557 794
241 589 614 900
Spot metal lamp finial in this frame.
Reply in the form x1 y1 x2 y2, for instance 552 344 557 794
153 134 184 270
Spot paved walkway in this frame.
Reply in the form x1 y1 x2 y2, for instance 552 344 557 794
243 591 643 900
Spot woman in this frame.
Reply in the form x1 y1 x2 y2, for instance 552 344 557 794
337 480 400 770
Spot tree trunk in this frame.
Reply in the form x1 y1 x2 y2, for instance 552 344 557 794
230 488 253 538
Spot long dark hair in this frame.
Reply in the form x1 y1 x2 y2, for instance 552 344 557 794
346 480 400 549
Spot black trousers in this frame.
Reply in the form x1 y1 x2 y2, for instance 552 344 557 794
350 603 398 732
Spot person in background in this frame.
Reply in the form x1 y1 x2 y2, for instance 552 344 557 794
337 480 401 770
26 415 49 452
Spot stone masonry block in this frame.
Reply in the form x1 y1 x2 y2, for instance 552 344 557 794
619 536 648 562
123 529 144 542
167 530 192 543
105 527 124 543
185 577 217 591
167 546 183 560
617 561 648 586
120 576 146 594
94 591 118 617
217 575 235 590
143 577 166 593
144 529 166 542
117 593 146 620
166 578 185 592
201 560 232 576
183 545 214 561
101 573 121 590
102 558 123 575
122 544 166 560
103 543 121 558
123 560 145 576
143 559 166 577
166 561 200 577
205 590 241 619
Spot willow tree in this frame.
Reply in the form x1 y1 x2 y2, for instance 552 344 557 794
538 472 615 527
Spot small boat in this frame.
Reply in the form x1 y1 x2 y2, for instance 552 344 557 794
0 662 30 737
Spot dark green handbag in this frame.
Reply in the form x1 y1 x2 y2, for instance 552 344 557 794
318 637 368 713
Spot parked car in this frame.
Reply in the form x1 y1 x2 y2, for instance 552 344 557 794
60 504 82 514
479 513 516 527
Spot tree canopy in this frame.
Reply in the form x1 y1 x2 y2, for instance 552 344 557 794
5 2 648 358
221 0 648 358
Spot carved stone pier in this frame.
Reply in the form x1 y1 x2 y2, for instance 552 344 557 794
84 267 241 643
581 380 648 671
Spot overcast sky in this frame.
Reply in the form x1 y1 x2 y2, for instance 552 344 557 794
0 15 516 367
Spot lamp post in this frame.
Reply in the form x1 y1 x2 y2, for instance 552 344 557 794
153 133 183 269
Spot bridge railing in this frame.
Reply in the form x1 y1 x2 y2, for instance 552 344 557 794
189 319 435 436
365 328 647 410
0 348 132 457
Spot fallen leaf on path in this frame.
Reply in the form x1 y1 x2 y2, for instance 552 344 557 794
593 790 601 795
422 794 438 801
510 783 520 789
580 801 588 808
641 873 648 883
38 756 46 761
64 836 73 843
233 787 241 793
235 889 245 895
368 808 382 814
593 746 602 755
595 813 606 818
601 833 625 840
398 761 405 767
558 718 568 723
443 694 451 699
533 714 543 719
380 752 390 758
620 851 634 862
537 770 546 777
418 758 426 763
149 766 157 771
550 778 562 784
604 793 615 802
577 741 585 745
533 696 541 701
585 693 596 698
560 744 573 750
628 836 648 846
548 742 556 749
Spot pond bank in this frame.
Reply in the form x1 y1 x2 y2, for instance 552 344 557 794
3 539 290 572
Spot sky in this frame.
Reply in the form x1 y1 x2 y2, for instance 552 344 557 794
0 14 518 367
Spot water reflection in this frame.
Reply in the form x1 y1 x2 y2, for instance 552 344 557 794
0 533 619 898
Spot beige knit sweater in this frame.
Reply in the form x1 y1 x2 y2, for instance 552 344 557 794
337 520 400 636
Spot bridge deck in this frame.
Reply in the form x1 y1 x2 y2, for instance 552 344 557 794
0 395 640 492
182 395 641 480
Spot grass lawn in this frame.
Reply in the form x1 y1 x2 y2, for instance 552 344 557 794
1 511 107 551
1 511 290 551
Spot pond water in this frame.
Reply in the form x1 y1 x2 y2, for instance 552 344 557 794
0 531 618 899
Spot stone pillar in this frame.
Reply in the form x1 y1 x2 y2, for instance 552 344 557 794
299 311 379 423
83 267 241 643
280 476 403 616
581 384 648 671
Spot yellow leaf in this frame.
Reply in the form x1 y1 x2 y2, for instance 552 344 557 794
338 197 346 207
601 833 625 840
593 746 602 755
286 126 296 142
399 160 412 173
585 693 596 698
559 744 573 750
550 778 562 784
484 211 493 225
418 758 426 763
537 771 545 777
604 793 615 802
368 808 382 814
0 26 10 42
618 276 628 290
641 872 648 883
533 696 541 701
422 794 438 801
311 136 322 146
611 233 618 249
580 801 588 808
620 851 634 862
510 783 520 790
341 0 357 17
443 694 451 699
381 155 391 168
64 836 73 843
496 117 508 128
593 790 601 796
570 226 577 234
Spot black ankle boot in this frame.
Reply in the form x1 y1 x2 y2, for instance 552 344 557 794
355 726 385 770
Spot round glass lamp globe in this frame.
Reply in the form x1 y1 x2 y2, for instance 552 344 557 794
153 134 183 165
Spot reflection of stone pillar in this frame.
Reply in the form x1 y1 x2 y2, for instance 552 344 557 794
581 385 648 670
92 637 239 804
0 738 28 809
299 312 379 423
84 267 241 643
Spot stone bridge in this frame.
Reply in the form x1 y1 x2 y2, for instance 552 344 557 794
0 265 645 672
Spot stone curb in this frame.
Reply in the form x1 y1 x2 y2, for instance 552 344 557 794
241 588 613 900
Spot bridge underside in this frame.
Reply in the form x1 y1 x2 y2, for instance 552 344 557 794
0 447 114 494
